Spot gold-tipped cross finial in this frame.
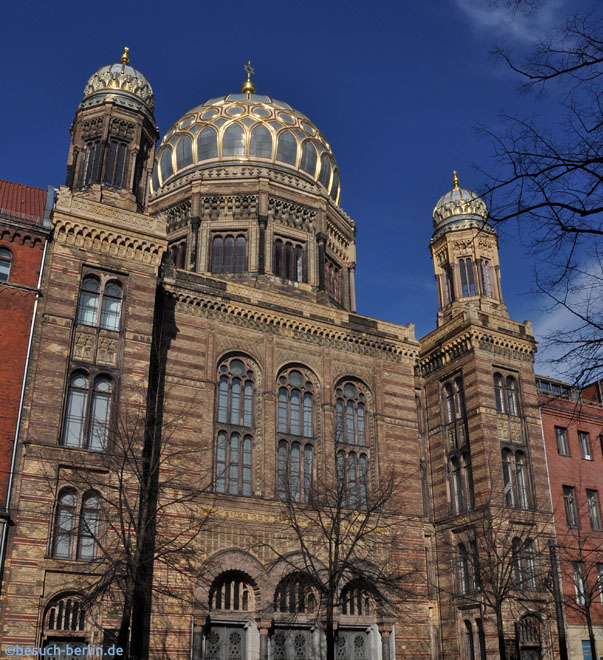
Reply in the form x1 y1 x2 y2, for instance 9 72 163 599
241 60 256 94
121 46 130 66
452 170 460 189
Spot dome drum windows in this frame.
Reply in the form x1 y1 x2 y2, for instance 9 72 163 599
215 357 256 496
104 140 128 188
210 571 255 612
458 257 476 297
211 234 247 274
325 258 343 304
273 238 306 283
274 572 320 615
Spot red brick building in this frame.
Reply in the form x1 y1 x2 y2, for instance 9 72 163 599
539 376 603 660
0 180 51 579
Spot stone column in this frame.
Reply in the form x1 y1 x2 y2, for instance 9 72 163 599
258 215 267 275
191 216 201 272
317 232 327 291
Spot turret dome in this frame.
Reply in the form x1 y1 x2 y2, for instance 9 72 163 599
81 47 155 115
150 84 340 204
432 171 489 236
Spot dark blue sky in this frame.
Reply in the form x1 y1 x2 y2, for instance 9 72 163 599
2 0 597 374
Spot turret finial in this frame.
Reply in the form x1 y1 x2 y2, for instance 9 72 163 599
241 60 256 94
452 170 460 189
121 46 130 66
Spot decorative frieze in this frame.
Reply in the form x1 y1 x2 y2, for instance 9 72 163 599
268 196 316 230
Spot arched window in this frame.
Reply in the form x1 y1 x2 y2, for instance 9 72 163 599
444 383 455 423
318 154 331 189
160 147 174 182
513 538 537 590
197 126 218 160
454 378 465 417
494 373 505 413
330 169 340 202
53 489 100 560
479 259 493 297
276 130 297 165
100 282 122 331
277 368 314 502
62 373 113 451
449 451 473 515
77 278 100 326
77 277 123 331
250 124 273 158
502 448 514 507
210 571 255 611
222 124 245 157
335 381 367 446
273 238 306 282
274 572 319 614
53 489 77 559
235 235 246 273
341 580 373 615
459 257 476 296
506 376 519 415
45 594 86 632
77 493 100 560
502 449 530 509
0 247 12 282
518 615 541 658
176 135 193 169
300 141 317 176
215 357 255 496
451 457 464 514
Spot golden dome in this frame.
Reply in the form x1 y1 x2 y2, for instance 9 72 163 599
433 172 488 231
151 93 340 204
82 47 155 113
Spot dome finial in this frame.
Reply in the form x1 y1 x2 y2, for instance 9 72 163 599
121 46 130 66
452 170 460 189
241 60 256 94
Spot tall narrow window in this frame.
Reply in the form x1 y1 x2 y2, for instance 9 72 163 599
100 282 122 331
77 493 100 560
515 451 528 509
587 489 602 531
479 259 493 297
335 382 367 446
83 141 103 185
215 357 255 496
277 368 314 502
273 238 305 282
77 278 100 326
555 427 569 456
459 258 476 296
53 489 77 559
506 377 519 415
502 449 514 507
574 562 586 605
62 373 89 448
444 264 455 303
459 544 470 594
465 620 476 660
0 248 12 282
104 141 128 187
62 373 113 451
579 431 592 460
444 383 455 423
494 373 505 413
88 377 113 451
563 486 579 528
176 135 193 169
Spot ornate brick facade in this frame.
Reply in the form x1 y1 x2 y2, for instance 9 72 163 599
0 55 568 660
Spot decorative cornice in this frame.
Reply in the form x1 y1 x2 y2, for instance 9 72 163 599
53 189 167 266
164 284 417 362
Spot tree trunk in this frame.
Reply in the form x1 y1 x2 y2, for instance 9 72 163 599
585 608 597 660
496 608 508 660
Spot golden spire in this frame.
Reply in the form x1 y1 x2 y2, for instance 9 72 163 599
452 170 460 189
241 60 256 94
121 46 130 66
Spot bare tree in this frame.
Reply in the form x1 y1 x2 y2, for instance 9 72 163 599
435 497 555 660
478 8 603 383
258 460 422 660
